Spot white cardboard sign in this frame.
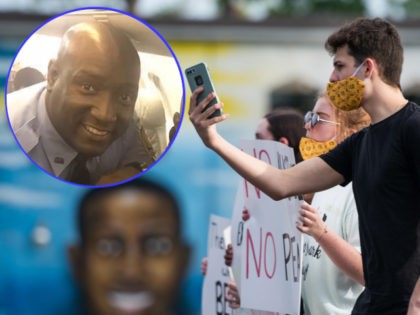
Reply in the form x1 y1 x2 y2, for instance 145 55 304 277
202 214 234 315
232 140 303 315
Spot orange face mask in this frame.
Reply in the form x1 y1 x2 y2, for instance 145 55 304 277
326 61 365 111
299 137 337 160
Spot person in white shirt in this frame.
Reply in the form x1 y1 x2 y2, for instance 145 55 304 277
297 94 370 315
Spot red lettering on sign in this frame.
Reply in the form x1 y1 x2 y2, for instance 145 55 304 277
264 232 277 279
246 227 262 278
243 148 272 199
246 228 279 279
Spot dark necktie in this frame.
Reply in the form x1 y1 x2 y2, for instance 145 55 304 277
69 155 91 185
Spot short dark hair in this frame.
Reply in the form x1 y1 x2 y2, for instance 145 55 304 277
265 108 305 163
325 17 403 88
77 178 181 244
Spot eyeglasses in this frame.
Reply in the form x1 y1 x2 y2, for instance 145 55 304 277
304 111 340 128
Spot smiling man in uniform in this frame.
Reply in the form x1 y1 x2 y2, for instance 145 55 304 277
7 21 154 185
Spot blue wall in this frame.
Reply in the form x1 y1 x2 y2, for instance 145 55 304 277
0 25 241 315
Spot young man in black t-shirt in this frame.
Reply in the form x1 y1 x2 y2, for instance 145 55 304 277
189 17 419 315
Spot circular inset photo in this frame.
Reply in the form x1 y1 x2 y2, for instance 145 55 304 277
5 7 185 187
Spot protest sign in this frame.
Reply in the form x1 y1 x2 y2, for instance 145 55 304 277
202 214 233 315
231 140 303 314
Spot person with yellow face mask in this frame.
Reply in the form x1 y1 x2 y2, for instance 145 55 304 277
189 17 420 315
297 94 370 315
225 97 369 315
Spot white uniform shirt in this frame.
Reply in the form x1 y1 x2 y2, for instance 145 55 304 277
7 83 153 183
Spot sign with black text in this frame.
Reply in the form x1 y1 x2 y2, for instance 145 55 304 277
232 140 303 314
202 214 233 315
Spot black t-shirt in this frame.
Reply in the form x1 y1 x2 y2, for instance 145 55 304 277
321 102 420 314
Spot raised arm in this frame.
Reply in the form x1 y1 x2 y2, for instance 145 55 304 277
188 88 344 200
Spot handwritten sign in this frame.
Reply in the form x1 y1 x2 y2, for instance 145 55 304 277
202 214 233 315
232 140 303 314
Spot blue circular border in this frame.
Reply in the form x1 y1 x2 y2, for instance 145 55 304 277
4 6 187 189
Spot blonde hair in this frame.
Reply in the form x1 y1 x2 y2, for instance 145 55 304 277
318 92 371 143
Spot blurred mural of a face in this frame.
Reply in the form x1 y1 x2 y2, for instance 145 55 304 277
70 189 189 315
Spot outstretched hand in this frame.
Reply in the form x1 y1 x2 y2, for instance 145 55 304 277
188 87 228 148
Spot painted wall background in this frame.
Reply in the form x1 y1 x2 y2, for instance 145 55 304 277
1 9 420 315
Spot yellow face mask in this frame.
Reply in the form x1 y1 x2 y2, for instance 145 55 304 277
299 137 337 160
326 61 365 111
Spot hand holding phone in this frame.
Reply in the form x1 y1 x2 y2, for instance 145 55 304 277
185 62 222 119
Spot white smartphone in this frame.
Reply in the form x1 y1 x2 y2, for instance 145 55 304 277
185 62 222 118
